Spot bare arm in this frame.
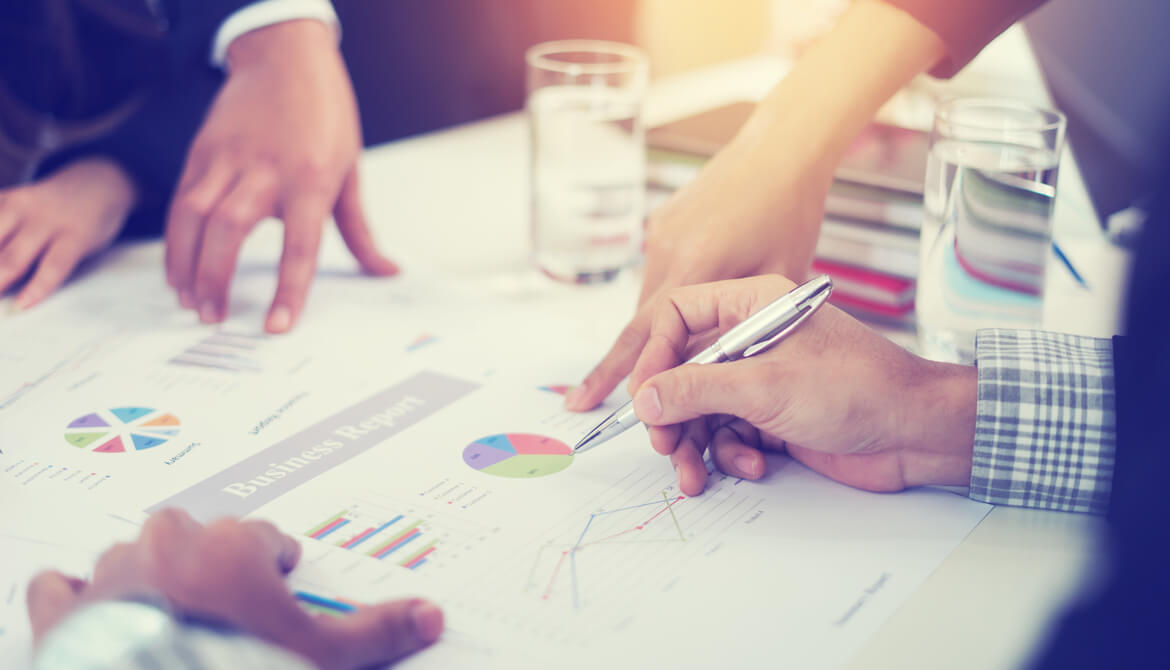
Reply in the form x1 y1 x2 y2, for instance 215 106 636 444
568 0 947 410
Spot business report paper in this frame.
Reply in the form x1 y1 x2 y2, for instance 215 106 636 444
1 251 990 669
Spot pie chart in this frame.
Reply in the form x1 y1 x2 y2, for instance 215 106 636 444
63 407 181 454
462 433 573 478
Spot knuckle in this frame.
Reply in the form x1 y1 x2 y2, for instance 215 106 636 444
26 571 60 599
149 507 191 529
614 323 647 353
292 155 333 187
1 189 28 211
212 209 253 234
0 248 29 272
194 277 222 300
283 240 317 263
35 257 71 279
93 542 137 574
175 191 215 220
668 369 698 409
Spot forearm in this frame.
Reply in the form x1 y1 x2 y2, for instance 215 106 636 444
35 601 315 670
707 0 945 273
739 0 945 167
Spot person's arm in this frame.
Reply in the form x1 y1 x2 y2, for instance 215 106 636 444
210 0 340 68
35 601 318 670
620 274 1116 513
566 0 947 411
165 15 396 334
1 157 138 309
567 0 1051 412
883 0 1048 77
971 329 1116 514
28 510 442 670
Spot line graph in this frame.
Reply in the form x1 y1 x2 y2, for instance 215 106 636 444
535 492 688 607
514 464 763 620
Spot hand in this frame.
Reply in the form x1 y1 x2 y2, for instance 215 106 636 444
166 19 397 334
27 509 443 669
0 157 137 310
625 275 976 496
565 127 833 411
564 0 949 413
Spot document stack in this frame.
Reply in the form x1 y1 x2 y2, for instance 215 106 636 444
647 115 927 328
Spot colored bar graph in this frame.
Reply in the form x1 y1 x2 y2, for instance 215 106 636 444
377 530 421 558
307 510 350 539
401 542 437 570
340 515 405 549
294 591 356 614
341 527 376 548
369 522 422 559
314 518 350 540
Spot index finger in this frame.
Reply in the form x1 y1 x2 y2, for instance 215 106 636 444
237 519 302 574
266 192 330 333
565 306 654 411
627 275 794 393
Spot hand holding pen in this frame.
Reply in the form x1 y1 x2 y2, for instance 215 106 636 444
594 274 978 497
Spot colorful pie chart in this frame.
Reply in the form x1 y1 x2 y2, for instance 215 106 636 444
63 407 181 454
462 433 573 478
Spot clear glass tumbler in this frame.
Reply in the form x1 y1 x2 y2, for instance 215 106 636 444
526 40 649 283
916 98 1067 363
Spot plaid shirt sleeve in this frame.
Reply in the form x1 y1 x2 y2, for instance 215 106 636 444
970 329 1116 514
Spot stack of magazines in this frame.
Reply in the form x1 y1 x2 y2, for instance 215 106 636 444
647 104 927 327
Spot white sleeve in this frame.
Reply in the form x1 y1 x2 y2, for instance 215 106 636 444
210 0 341 68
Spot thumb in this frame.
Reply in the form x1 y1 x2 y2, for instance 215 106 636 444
26 570 86 645
308 598 443 669
633 361 766 426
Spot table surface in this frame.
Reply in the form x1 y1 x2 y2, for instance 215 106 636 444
8 24 1118 670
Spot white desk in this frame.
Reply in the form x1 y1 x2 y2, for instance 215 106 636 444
1 24 1119 670
352 26 1118 670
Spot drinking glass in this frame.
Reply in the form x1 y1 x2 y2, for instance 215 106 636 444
917 98 1067 363
526 40 649 283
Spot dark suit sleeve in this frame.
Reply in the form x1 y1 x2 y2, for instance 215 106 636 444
35 0 256 238
883 0 1049 78
1027 169 1170 667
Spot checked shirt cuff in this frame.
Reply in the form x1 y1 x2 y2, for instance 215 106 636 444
970 329 1116 514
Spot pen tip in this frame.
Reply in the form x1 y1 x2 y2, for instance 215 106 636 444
573 430 599 453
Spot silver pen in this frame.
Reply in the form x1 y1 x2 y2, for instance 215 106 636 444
573 275 833 454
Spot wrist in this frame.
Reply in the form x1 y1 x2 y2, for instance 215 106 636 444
54 157 138 216
897 360 976 487
35 599 174 669
226 19 337 71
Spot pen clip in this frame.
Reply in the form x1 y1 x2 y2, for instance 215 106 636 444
740 304 816 359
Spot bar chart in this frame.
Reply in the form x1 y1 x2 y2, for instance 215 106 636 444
169 330 267 374
303 494 487 573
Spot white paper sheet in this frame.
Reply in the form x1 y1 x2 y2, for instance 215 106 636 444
1 241 989 669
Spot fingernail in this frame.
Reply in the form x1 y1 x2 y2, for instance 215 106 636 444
409 600 443 643
179 290 194 309
563 383 587 409
267 306 292 333
734 455 760 479
198 301 219 323
633 387 662 421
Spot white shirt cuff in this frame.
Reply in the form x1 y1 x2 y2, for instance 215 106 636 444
211 0 341 68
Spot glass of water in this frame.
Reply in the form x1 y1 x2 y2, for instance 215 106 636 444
526 40 649 283
917 98 1067 363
